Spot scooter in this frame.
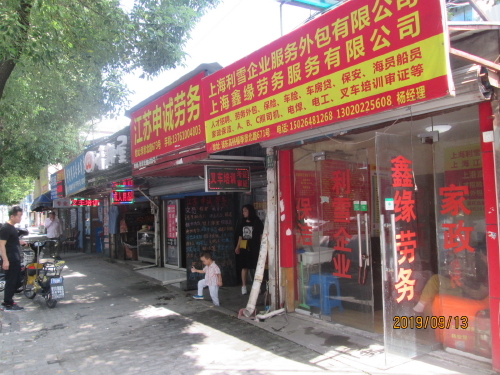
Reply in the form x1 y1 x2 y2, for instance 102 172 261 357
23 239 65 308
24 259 65 308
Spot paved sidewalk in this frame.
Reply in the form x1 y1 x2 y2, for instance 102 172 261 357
0 253 496 375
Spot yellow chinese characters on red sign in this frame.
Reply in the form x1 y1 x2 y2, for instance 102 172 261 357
202 0 452 152
130 72 205 166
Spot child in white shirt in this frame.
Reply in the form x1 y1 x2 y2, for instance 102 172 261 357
191 251 222 306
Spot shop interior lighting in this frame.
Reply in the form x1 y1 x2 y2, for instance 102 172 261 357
425 124 452 133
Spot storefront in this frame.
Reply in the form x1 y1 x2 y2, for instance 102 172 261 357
127 64 220 271
127 64 270 290
199 0 500 369
146 164 268 287
266 100 492 362
62 127 136 256
82 127 133 258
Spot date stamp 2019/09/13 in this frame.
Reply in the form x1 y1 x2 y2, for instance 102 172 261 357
393 316 468 329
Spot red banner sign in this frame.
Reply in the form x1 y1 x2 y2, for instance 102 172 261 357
130 72 205 166
202 0 451 152
167 204 177 240
56 169 66 198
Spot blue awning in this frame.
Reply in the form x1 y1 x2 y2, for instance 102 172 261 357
31 192 52 212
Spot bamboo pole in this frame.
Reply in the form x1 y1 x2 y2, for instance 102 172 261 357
266 148 277 310
242 215 268 317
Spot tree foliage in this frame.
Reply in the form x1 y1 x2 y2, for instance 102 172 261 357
0 0 220 204
0 173 33 205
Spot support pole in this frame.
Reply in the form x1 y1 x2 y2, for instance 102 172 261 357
242 148 277 317
242 216 268 317
266 148 278 310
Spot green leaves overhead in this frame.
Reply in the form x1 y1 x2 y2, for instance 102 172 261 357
0 0 220 204
0 173 34 206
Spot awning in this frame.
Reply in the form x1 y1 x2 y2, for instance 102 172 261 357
31 192 52 212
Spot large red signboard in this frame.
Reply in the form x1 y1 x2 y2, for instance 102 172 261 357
202 0 451 152
130 72 205 167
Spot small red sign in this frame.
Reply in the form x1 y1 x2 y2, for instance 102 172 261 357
71 198 100 207
111 190 134 205
205 166 251 192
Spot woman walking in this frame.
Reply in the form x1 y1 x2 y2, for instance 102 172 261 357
234 204 264 295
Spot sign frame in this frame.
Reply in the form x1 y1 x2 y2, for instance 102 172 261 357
202 0 454 153
110 189 135 205
204 165 252 192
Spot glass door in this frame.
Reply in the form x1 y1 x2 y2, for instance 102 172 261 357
376 133 437 363
432 123 490 359
296 149 375 331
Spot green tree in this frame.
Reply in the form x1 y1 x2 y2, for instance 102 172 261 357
0 173 33 205
0 0 220 204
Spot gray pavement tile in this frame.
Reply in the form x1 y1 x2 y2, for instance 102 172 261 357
0 253 494 375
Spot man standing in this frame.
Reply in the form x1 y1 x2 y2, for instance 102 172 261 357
0 206 26 311
44 211 62 260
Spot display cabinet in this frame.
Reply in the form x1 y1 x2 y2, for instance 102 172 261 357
137 230 156 263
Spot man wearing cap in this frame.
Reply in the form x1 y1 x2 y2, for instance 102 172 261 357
44 211 62 260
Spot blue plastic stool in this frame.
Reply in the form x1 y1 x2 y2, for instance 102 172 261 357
305 274 343 315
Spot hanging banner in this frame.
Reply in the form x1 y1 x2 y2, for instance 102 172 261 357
130 72 205 168
202 0 453 152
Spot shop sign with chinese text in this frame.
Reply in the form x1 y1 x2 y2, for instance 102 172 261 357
55 169 65 198
130 72 205 168
204 166 251 192
203 0 452 152
52 198 72 208
71 198 100 207
65 154 86 196
40 166 50 193
167 203 177 245
391 155 418 303
52 197 101 207
110 190 134 205
50 173 58 200
85 127 131 189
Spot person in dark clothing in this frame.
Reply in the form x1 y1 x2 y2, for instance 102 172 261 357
234 204 264 295
0 206 26 311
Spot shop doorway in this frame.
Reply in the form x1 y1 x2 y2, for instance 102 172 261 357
163 199 182 268
376 132 437 360
294 105 491 362
295 147 382 332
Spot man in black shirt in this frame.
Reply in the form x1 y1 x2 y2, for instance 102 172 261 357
0 206 26 311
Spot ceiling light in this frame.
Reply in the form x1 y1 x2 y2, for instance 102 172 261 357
425 124 451 133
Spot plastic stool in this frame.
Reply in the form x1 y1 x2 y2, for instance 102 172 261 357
305 273 343 315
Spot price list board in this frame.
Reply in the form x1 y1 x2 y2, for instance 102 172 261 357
185 195 235 290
